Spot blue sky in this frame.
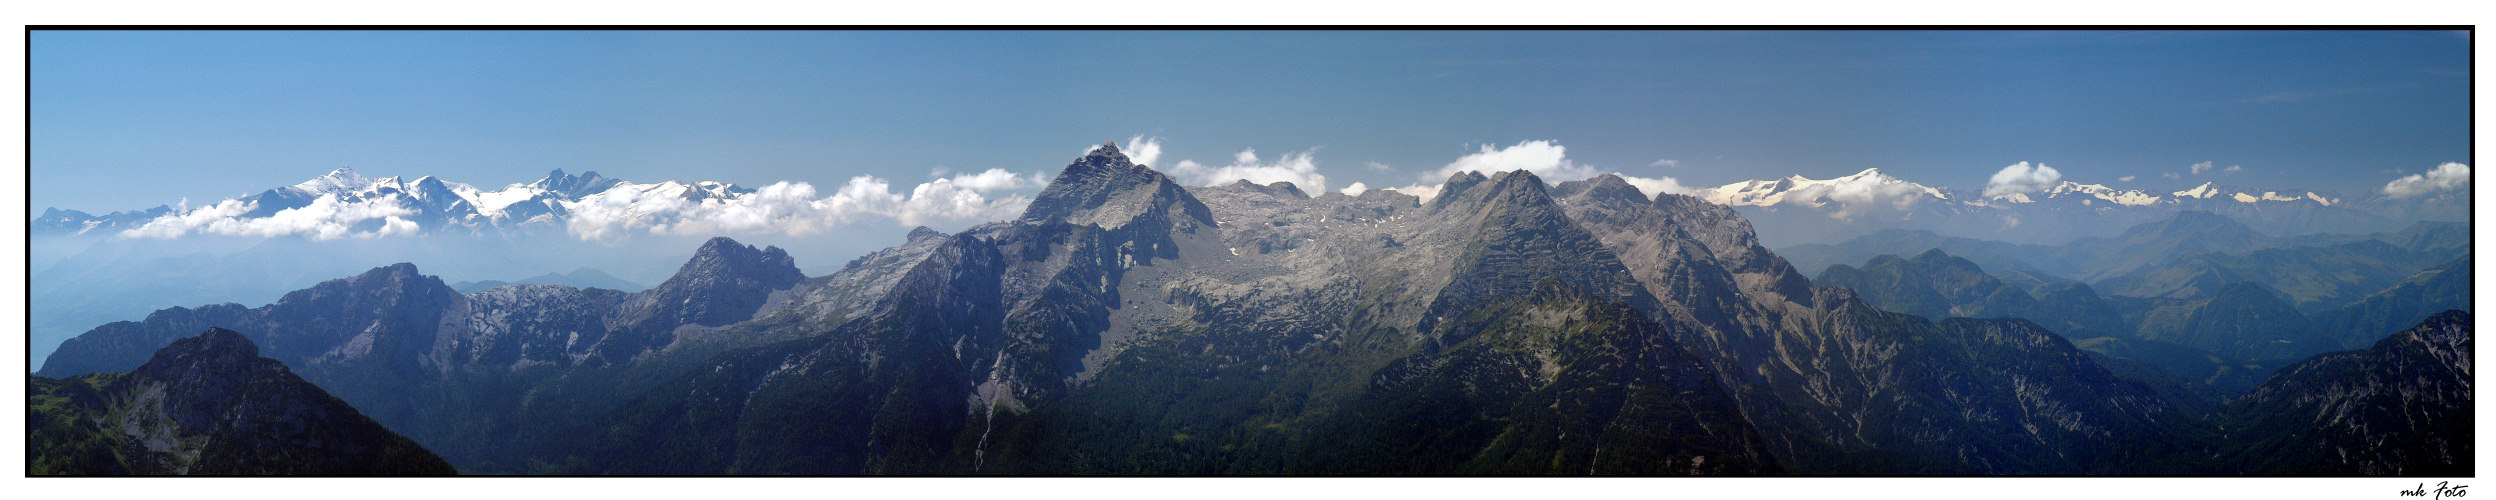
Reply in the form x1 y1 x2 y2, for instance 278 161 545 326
32 30 2471 216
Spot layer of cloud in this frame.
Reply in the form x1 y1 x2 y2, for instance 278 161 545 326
2117 175 2136 182
2162 172 2181 180
1168 147 1329 193
2189 161 2214 175
122 194 421 241
1983 161 2063 198
1383 183 1444 204
2382 162 2471 198
1617 174 1699 199
1338 182 1369 196
2223 165 2244 173
562 169 1044 241
1421 140 1599 184
1649 159 1680 168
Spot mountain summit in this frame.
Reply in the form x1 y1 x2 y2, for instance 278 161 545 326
1020 141 1218 230
28 328 455 475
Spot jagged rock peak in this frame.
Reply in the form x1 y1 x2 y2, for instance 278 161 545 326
906 226 946 242
686 237 800 277
1019 140 1215 228
1427 170 1495 209
1484 169 1554 201
535 169 618 197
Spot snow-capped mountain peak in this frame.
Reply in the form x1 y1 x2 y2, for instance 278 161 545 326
2012 180 2162 206
1703 167 1951 207
2172 182 2220 199
290 167 378 195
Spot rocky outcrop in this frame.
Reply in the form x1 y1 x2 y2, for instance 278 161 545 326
28 328 454 475
2218 311 2473 475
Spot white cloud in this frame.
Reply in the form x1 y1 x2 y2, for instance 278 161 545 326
2189 161 2213 175
671 181 844 236
2382 162 2471 198
2223 165 2244 173
1616 174 1699 199
1383 183 1444 204
122 166 1052 243
1982 161 2063 199
1339 182 1370 196
2117 175 2136 182
562 170 1042 241
1366 161 1394 172
943 168 1048 192
1789 175 1930 220
1168 147 1329 193
122 194 421 241
1420 140 1599 184
1649 159 1680 168
2162 172 2182 180
1124 135 1163 167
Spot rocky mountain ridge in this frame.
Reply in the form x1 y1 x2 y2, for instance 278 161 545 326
31 143 2473 476
28 328 454 475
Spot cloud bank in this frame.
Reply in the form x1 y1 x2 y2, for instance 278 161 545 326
1168 147 1330 193
124 168 1048 242
122 194 421 241
2381 162 2471 198
1617 175 1699 199
1983 161 2063 198
1792 173 1930 220
562 169 1045 241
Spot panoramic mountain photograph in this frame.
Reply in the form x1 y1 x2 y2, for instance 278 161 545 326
20 29 2474 486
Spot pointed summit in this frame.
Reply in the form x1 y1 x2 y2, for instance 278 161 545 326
1019 140 1215 229
2173 181 2220 199
292 167 375 194
649 237 804 327
1421 169 1657 334
1427 170 1493 210
591 237 807 364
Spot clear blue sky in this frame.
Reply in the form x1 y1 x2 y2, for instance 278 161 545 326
32 30 2471 213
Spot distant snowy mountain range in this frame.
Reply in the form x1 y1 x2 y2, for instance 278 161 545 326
1684 167 2462 246
34 165 2466 247
1697 167 2348 211
37 168 662 237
